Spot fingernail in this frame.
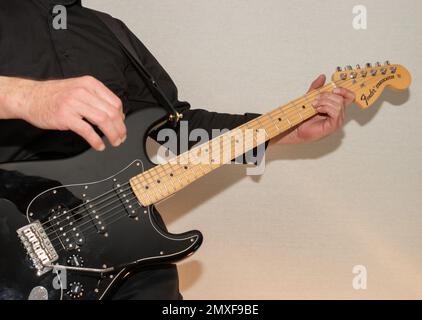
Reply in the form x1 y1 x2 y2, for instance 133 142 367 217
122 135 127 143
99 144 106 152
333 88 341 94
312 100 319 107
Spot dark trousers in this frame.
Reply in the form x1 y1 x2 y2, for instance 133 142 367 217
110 264 182 300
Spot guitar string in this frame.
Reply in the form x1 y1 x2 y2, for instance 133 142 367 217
42 184 133 233
41 74 377 237
40 79 337 231
40 80 341 228
42 76 369 238
49 195 140 249
45 74 387 254
45 185 135 237
40 183 132 228
126 76 372 200
51 200 142 254
52 200 142 255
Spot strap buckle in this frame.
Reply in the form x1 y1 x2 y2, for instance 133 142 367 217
168 112 184 123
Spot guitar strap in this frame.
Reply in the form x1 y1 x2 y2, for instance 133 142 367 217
92 10 183 126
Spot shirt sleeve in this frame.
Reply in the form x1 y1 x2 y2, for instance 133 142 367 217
118 19 268 164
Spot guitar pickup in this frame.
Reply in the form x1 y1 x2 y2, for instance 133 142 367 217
48 207 85 250
84 201 107 234
114 182 139 218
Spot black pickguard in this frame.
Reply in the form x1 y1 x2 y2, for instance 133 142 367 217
0 106 203 300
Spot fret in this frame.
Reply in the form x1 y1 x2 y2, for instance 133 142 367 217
141 180 156 205
263 114 280 137
297 107 304 121
148 172 167 201
155 165 172 197
267 113 280 132
131 83 339 206
280 107 293 128
255 118 269 138
162 163 177 193
173 165 185 189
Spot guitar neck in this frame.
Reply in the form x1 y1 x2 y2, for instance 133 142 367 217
131 82 337 206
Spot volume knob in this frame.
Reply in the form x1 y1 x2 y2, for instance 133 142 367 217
66 254 84 268
67 282 84 299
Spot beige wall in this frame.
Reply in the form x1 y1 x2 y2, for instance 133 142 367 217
84 0 422 299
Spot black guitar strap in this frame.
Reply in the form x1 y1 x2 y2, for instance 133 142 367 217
92 10 183 126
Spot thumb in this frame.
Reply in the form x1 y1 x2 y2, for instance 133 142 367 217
307 74 326 93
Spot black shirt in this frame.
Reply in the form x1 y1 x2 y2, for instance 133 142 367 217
0 0 262 162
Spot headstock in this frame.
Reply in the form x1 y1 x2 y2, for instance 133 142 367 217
332 61 411 109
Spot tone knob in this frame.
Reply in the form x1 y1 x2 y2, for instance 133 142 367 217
67 282 84 299
66 254 84 268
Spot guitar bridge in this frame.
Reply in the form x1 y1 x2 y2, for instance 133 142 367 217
17 221 59 276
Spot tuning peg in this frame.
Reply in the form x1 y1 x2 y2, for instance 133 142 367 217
375 62 381 67
356 64 361 69
336 66 342 72
385 60 391 66
346 65 353 70
366 63 372 68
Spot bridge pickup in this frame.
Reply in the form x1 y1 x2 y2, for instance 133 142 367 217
48 207 85 251
17 221 58 276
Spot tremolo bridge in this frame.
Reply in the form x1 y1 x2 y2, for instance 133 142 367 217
17 221 58 276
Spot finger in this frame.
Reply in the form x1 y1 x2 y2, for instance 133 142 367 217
76 92 127 142
313 100 342 119
314 102 345 126
333 87 356 105
307 74 326 93
76 103 123 147
82 76 124 113
68 118 105 151
319 92 345 108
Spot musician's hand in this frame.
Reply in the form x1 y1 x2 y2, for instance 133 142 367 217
271 74 355 145
0 76 126 151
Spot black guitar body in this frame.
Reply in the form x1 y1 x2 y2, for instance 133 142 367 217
0 106 203 300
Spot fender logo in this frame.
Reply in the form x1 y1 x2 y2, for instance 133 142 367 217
361 89 376 106
360 75 395 106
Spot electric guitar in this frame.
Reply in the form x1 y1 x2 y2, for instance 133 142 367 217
0 62 411 300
